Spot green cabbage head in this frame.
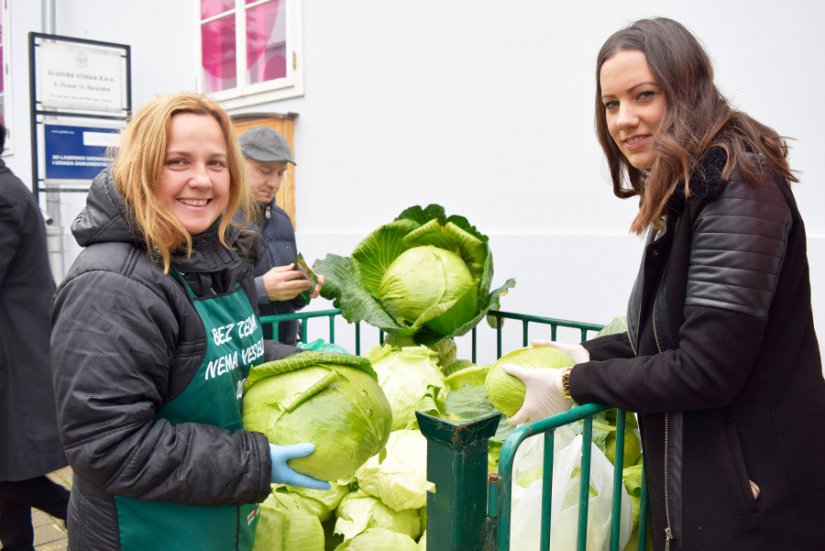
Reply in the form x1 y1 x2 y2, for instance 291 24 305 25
315 204 515 346
253 491 324 551
243 352 392 482
484 346 575 418
333 528 420 551
333 490 422 542
365 344 445 431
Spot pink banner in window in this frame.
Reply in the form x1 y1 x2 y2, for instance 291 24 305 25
246 1 285 84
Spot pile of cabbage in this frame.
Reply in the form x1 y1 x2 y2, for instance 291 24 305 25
245 334 644 550
242 199 642 549
314 204 515 346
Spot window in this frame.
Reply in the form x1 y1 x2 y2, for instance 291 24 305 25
197 0 302 109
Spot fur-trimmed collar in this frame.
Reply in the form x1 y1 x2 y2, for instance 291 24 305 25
666 147 729 215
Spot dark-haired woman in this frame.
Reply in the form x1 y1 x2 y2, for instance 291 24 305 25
505 17 825 550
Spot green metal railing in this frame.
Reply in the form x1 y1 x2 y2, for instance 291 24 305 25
260 309 648 551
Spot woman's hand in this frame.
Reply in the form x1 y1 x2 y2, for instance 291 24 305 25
502 364 573 424
269 443 330 490
531 339 590 363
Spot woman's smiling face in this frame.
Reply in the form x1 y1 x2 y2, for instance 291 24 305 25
157 112 230 235
600 49 666 170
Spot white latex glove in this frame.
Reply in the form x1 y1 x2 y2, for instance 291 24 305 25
262 264 312 301
502 363 573 425
531 339 590 364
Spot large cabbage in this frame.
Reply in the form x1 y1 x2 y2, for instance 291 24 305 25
355 429 430 512
253 491 325 551
484 346 575 418
365 344 445 431
243 352 392 481
333 490 422 542
333 528 420 551
315 204 515 346
273 482 351 522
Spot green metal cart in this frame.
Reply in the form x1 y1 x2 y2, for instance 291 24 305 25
261 309 649 551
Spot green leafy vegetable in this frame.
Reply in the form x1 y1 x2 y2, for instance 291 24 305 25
484 346 575 418
441 381 516 472
274 483 352 523
333 490 422 542
592 409 643 468
315 204 515 346
243 352 392 481
333 527 420 551
253 491 325 551
595 315 628 338
444 363 490 391
365 344 445 431
355 430 430 512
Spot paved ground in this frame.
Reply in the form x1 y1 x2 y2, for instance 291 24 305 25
33 466 72 551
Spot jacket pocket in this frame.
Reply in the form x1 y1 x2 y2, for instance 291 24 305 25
725 423 759 515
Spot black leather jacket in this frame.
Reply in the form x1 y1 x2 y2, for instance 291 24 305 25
573 150 825 550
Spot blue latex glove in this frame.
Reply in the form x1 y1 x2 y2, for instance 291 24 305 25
269 443 331 490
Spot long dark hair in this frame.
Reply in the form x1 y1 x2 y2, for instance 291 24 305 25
594 17 796 234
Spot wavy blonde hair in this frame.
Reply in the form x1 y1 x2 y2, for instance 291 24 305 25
112 92 255 272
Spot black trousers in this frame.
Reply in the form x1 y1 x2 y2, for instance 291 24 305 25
0 476 69 551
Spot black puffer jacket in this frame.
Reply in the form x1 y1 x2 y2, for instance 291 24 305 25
572 150 825 550
50 170 289 550
253 201 307 345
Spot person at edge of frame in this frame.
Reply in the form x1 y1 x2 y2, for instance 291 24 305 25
0 120 70 551
49 92 330 551
238 126 324 345
500 17 825 551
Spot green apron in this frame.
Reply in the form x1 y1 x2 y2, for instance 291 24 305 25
115 270 265 551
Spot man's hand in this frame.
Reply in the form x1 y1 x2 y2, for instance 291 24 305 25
262 264 312 301
308 274 325 299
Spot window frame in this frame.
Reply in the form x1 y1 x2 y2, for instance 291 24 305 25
194 0 303 110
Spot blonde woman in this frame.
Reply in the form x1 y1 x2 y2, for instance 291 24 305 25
51 93 328 551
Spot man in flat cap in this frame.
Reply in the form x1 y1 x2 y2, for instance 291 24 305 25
239 126 322 344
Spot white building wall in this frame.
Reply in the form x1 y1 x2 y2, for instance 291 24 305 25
5 0 824 340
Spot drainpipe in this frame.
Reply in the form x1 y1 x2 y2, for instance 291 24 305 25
41 0 65 283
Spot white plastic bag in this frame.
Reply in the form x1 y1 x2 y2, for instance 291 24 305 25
510 433 632 551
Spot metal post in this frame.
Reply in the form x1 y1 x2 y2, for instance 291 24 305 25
416 411 501 551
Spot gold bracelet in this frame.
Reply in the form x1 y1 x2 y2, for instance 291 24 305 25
561 367 574 401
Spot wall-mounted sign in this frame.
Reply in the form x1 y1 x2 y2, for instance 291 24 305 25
44 124 120 180
37 41 126 112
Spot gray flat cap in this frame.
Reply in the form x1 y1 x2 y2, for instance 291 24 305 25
238 126 296 164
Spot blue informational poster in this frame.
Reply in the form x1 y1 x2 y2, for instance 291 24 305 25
44 124 120 180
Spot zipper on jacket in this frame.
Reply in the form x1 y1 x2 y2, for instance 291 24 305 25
652 302 675 550
663 413 673 551
626 301 638 357
265 205 271 219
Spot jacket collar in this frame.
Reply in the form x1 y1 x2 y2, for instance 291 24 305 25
666 147 729 217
